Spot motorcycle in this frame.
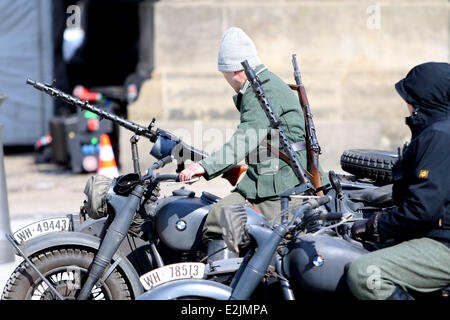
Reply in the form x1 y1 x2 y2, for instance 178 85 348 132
0 80 406 300
137 190 450 301
0 153 396 300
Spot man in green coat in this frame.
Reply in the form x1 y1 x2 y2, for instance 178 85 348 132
179 27 327 259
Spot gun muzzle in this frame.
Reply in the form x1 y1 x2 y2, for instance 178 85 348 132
241 60 257 83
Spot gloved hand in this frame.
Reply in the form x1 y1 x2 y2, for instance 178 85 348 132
351 211 387 243
351 219 368 241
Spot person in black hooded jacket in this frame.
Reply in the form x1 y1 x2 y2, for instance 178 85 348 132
346 62 450 300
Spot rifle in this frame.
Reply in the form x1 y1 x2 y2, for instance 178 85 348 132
241 60 314 199
290 54 323 196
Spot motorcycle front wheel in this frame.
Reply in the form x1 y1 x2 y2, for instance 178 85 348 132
1 248 131 300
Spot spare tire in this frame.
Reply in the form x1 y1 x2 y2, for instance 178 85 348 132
340 149 398 184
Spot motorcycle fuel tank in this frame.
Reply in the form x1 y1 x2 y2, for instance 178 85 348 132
155 195 211 252
284 233 368 294
154 192 267 252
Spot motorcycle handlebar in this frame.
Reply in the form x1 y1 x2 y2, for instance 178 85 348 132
149 155 173 171
319 212 343 221
287 195 331 229
306 195 331 210
156 155 174 169
153 174 180 184
143 155 174 181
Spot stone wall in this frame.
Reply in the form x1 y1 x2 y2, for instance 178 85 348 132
123 0 450 173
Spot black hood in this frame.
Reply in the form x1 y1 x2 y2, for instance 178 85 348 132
395 62 450 135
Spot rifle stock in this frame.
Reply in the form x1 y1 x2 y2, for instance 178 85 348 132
222 164 248 186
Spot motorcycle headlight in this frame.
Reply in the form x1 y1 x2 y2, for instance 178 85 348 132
150 135 177 160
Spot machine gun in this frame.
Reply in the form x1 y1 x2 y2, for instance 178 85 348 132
26 79 208 174
27 79 158 142
290 54 323 195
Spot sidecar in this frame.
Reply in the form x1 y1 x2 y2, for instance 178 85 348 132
283 233 368 295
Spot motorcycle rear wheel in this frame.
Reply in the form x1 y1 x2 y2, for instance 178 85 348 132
1 248 131 300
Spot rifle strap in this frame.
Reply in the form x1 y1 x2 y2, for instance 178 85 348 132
258 139 312 178
265 138 306 156
247 138 305 164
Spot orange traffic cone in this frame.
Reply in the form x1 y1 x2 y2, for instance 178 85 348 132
97 134 119 178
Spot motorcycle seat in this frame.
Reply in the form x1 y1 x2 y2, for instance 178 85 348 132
201 192 222 204
172 188 195 197
346 184 393 207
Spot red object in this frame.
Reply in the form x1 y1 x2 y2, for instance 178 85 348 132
35 134 52 150
73 85 102 102
127 85 137 94
87 118 99 131
82 155 98 172
251 206 262 214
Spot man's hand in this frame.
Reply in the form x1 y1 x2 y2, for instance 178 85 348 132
179 163 206 182
351 219 368 241
351 211 387 243
366 211 387 243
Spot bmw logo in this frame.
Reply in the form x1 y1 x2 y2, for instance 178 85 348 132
175 220 187 231
312 255 325 268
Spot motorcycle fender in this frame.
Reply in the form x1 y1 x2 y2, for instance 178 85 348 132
136 279 232 300
18 231 144 297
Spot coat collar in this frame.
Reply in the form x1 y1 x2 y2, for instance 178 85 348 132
233 64 267 111
406 105 450 138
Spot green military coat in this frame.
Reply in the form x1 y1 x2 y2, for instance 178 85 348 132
199 64 326 200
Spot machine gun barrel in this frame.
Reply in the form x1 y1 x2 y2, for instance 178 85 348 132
26 79 158 142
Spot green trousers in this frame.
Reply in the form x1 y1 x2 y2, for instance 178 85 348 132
347 237 450 300
202 191 303 243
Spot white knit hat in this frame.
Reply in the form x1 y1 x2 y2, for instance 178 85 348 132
217 27 261 72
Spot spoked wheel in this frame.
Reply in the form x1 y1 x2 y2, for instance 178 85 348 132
2 248 131 300
29 266 109 300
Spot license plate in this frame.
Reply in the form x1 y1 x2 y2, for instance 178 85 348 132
140 262 206 291
13 217 71 245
